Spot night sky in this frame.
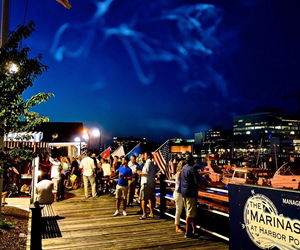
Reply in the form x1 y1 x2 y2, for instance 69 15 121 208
4 0 300 146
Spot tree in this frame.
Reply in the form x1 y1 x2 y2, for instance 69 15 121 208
0 20 53 136
0 20 53 214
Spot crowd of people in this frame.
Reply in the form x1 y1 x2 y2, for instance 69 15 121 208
35 152 147 204
35 151 203 239
38 153 81 202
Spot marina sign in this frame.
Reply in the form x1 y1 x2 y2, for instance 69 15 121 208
229 183 300 250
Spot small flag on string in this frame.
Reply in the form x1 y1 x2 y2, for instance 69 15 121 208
56 0 72 9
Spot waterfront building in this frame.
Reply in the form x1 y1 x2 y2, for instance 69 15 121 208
169 137 194 155
233 107 300 152
194 126 232 156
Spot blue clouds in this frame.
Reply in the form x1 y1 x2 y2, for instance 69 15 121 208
14 0 299 144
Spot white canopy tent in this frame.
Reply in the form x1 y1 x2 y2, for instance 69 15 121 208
4 131 45 204
4 131 48 152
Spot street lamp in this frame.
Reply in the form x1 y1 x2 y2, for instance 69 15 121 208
83 129 90 149
7 62 19 74
92 128 101 155
75 137 81 156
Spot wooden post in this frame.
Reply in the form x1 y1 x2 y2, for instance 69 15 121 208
159 174 166 219
30 201 44 250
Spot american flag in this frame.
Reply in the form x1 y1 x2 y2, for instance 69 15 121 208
152 140 173 180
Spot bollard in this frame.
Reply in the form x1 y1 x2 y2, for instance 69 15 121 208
159 174 166 219
30 201 44 250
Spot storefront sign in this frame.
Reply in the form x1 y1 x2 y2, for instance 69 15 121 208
229 183 300 250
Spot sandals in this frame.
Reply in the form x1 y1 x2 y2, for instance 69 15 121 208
139 216 147 220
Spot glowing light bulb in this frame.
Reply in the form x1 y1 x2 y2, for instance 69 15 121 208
9 63 18 74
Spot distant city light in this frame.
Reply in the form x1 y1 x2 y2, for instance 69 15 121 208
75 137 80 142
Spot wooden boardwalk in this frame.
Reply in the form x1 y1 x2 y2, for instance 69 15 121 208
27 188 229 250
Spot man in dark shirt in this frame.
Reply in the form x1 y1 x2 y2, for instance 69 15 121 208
70 157 79 189
180 155 200 238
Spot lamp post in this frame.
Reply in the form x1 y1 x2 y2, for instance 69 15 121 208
75 137 81 156
92 128 101 155
83 130 90 149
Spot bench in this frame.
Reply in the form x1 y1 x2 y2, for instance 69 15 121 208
40 203 57 219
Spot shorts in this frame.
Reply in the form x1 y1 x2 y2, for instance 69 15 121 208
183 197 197 218
115 185 129 199
139 184 155 201
51 178 61 194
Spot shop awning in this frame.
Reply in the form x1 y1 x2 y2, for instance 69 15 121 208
4 131 43 142
4 141 49 149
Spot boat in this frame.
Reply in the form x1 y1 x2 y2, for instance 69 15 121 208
221 167 272 187
203 156 234 182
270 162 300 189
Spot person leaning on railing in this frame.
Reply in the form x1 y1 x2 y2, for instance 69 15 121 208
180 155 201 238
173 159 186 233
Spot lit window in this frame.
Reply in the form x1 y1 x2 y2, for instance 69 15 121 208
275 126 281 129
238 120 243 123
245 123 252 126
246 131 251 134
255 126 262 129
233 125 238 127
291 131 295 135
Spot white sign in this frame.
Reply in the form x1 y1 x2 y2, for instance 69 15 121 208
243 191 300 250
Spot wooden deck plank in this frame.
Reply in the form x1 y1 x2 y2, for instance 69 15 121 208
28 189 229 250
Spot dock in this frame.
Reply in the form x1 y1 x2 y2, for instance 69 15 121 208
27 188 229 250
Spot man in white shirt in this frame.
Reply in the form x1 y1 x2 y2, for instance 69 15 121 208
80 152 97 198
49 155 62 202
36 173 54 204
127 155 139 205
139 152 157 220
